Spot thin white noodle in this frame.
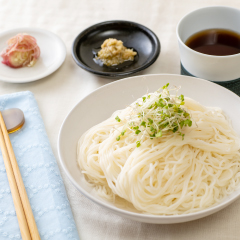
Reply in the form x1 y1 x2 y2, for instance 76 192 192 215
77 96 240 215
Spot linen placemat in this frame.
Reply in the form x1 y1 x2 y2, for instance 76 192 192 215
0 91 79 240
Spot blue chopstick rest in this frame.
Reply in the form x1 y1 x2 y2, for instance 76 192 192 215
0 91 79 240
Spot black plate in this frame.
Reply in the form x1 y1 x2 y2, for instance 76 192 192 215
72 20 160 78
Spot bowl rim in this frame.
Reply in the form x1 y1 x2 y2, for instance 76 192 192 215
71 20 161 78
58 73 240 223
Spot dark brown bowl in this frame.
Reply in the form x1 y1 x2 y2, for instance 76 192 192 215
72 20 160 78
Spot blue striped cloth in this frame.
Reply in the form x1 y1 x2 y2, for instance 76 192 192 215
0 91 79 240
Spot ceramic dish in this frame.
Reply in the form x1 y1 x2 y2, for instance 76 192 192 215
58 74 240 224
0 28 66 83
72 21 160 78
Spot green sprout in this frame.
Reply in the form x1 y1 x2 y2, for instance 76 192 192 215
115 83 192 147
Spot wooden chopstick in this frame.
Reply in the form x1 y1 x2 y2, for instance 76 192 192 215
0 112 41 240
0 121 31 239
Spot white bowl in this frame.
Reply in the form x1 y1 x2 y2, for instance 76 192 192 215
58 74 240 224
177 6 240 82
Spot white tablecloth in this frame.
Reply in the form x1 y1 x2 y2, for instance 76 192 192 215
1 0 240 239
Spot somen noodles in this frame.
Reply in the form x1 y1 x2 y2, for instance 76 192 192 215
77 85 240 215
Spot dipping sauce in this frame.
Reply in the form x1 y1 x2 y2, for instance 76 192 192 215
185 29 240 56
95 38 137 66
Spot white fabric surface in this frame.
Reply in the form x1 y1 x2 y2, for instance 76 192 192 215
0 0 240 239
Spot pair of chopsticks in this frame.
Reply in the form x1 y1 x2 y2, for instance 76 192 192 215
0 112 40 240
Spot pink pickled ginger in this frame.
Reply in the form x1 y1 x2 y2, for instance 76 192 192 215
1 33 40 68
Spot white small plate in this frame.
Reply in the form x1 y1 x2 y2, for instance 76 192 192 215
0 28 66 83
58 74 240 224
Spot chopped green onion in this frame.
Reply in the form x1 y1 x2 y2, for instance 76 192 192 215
121 130 126 136
178 94 184 101
115 116 121 122
162 83 169 89
135 130 141 135
156 131 162 137
148 118 153 124
115 83 193 146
